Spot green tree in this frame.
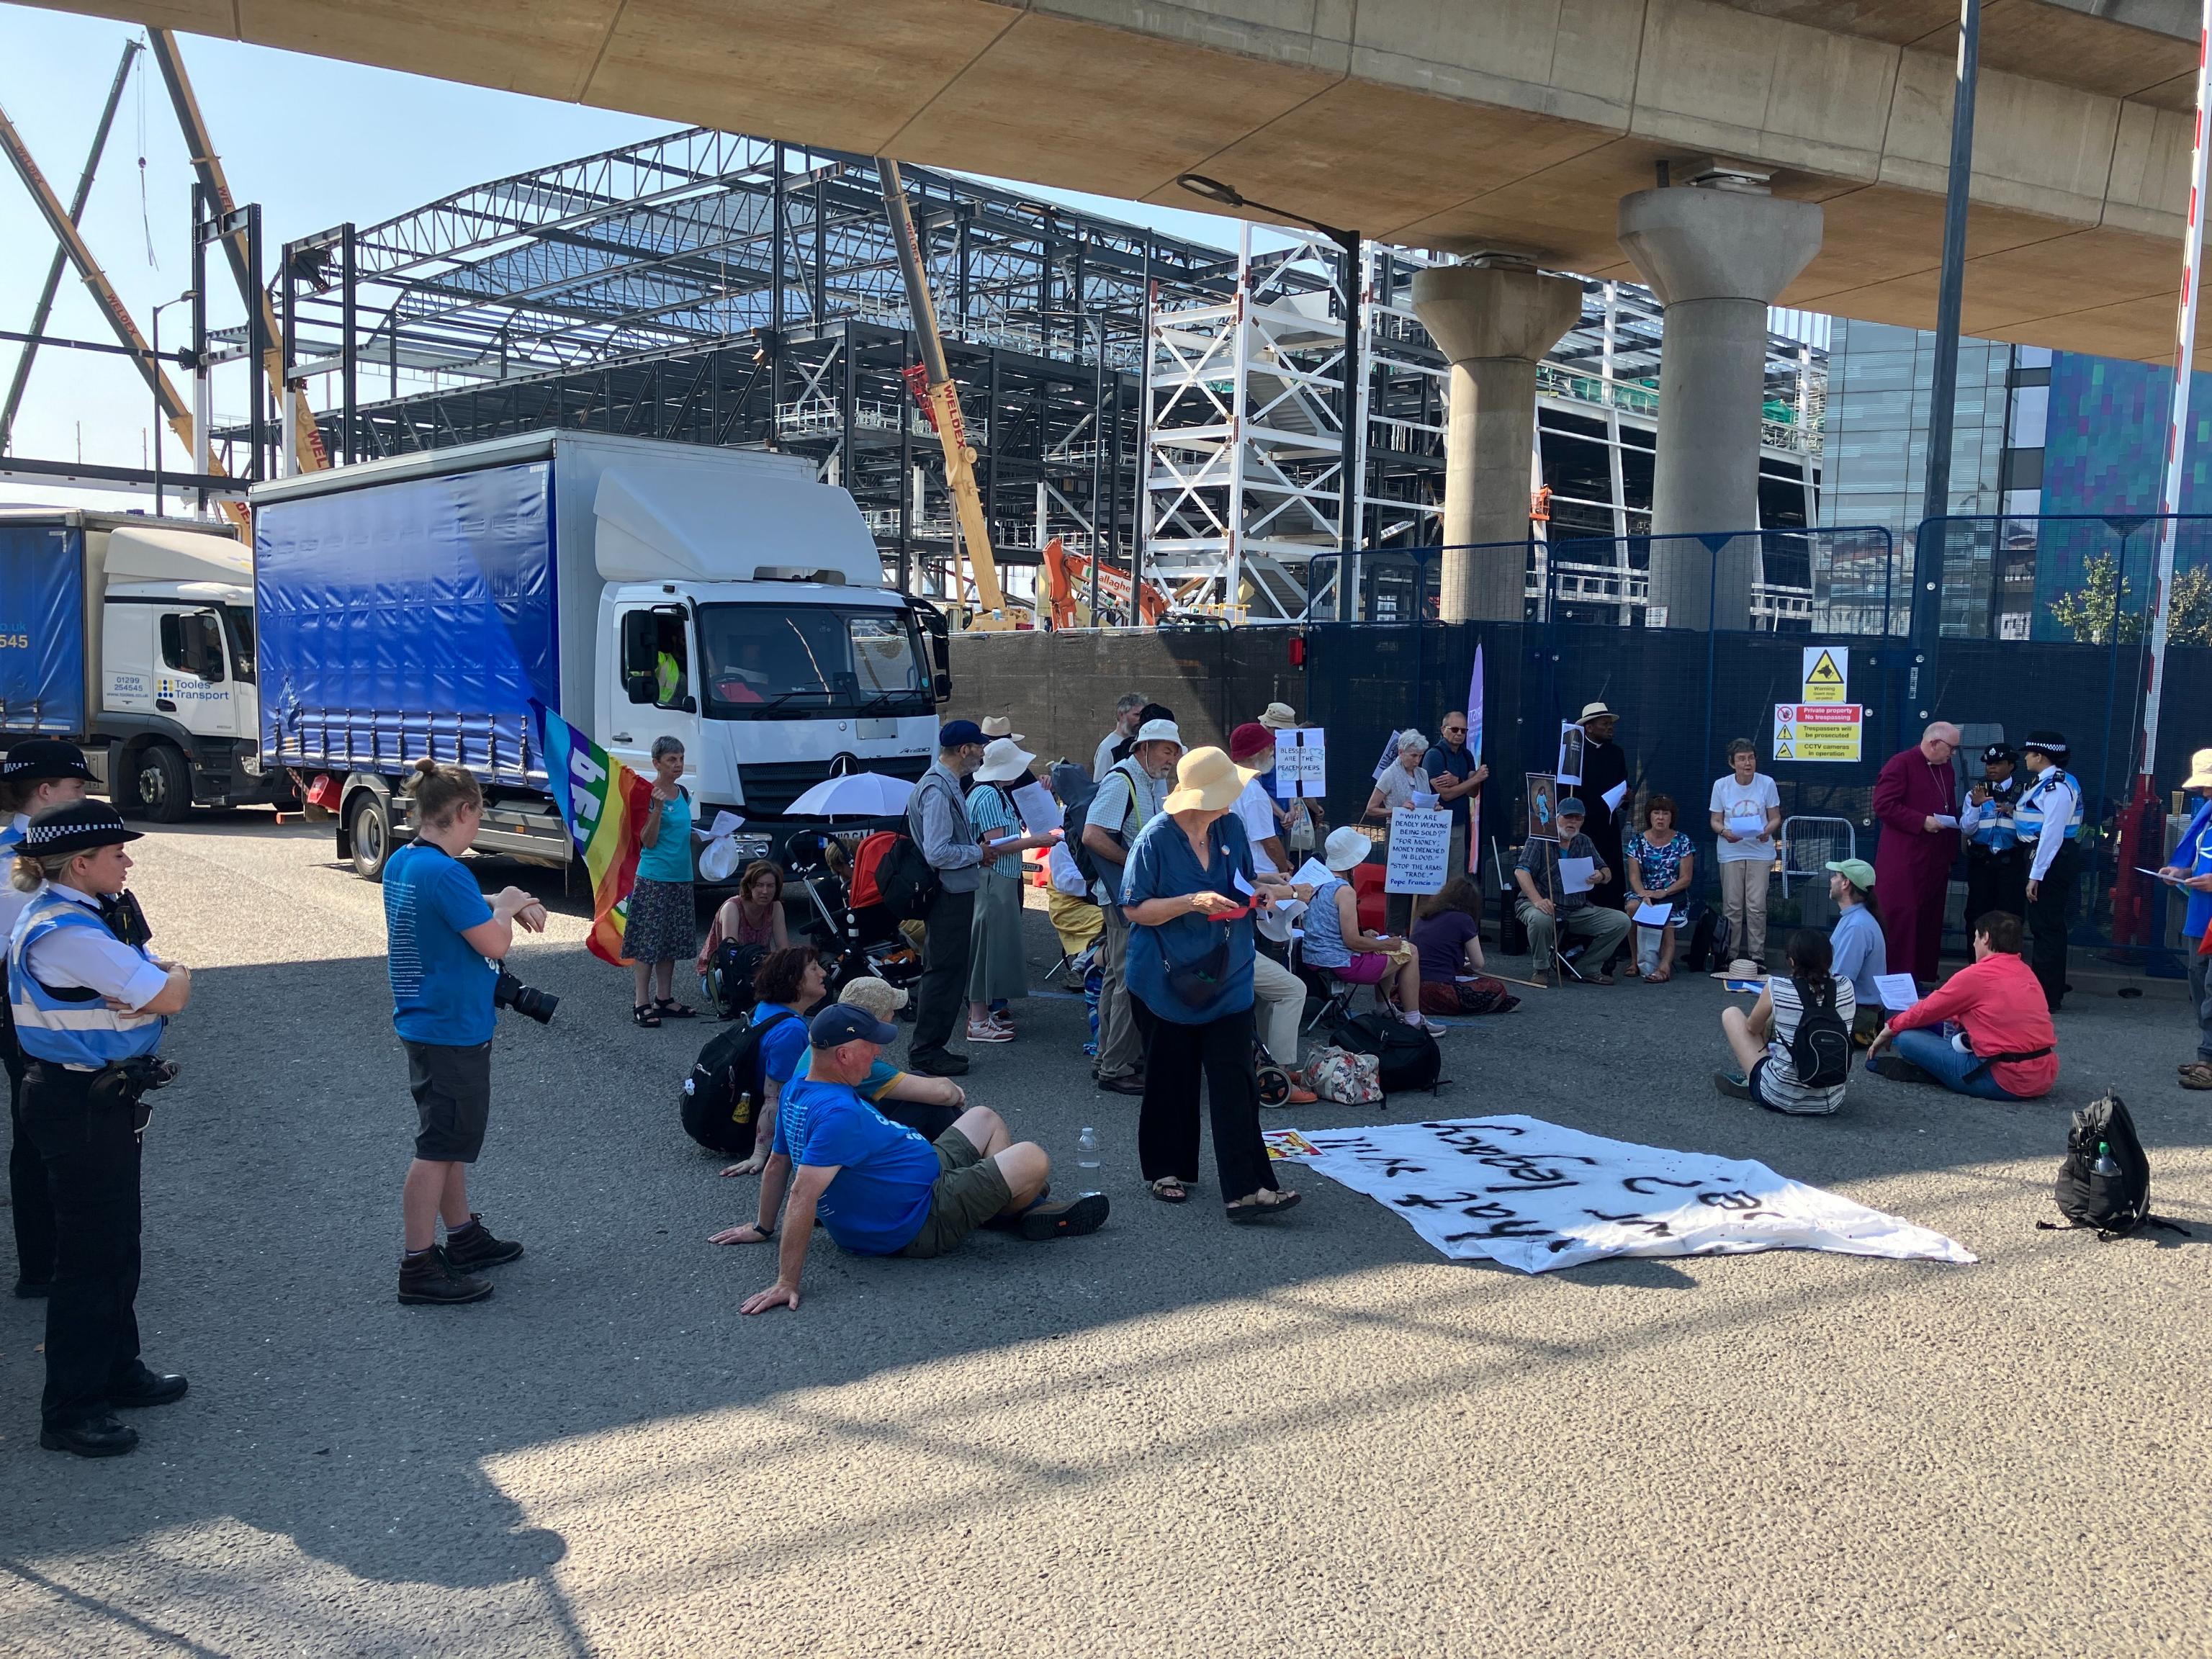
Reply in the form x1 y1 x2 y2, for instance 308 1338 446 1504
2050 554 2212 645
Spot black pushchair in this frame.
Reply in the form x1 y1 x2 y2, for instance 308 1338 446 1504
783 831 922 1000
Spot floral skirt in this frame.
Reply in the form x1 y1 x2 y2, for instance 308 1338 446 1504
625 877 697 964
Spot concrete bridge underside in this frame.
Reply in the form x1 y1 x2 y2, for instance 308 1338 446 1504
45 0 2212 363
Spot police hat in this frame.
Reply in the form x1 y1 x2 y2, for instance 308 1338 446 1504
2 738 94 783
1981 743 2015 766
22 800 141 857
2023 729 2069 760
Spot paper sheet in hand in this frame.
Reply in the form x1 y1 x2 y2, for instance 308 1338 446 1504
1010 779 1064 835
1602 781 1628 810
2136 866 2188 885
1231 870 1255 897
1558 856 1596 894
1930 813 1960 830
1295 1116 1974 1272
1290 857 1332 890
1632 900 1673 926
1874 973 1921 1010
988 833 1028 850
703 810 744 840
1725 814 1766 840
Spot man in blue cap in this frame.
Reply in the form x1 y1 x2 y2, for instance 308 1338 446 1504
904 719 998 1075
1513 797 1629 985
714 1003 1107 1313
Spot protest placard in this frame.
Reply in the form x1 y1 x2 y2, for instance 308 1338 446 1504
1384 806 1450 895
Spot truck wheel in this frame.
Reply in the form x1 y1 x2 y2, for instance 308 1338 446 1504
129 745 193 824
349 793 391 882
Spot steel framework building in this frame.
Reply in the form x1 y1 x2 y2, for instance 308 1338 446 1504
258 125 1825 626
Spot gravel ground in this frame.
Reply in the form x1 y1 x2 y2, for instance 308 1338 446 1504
2 814 2209 1658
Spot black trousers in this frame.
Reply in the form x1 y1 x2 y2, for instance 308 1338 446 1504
1132 997 1274 1200
20 1061 142 1429
909 884 976 1066
9 1066 55 1291
1964 849 2028 931
2026 840 2080 1012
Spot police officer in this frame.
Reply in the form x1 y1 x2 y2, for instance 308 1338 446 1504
2015 729 2085 1014
0 739 96 1299
1960 742 2028 927
11 801 191 1457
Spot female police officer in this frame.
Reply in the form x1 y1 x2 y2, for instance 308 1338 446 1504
11 800 191 1457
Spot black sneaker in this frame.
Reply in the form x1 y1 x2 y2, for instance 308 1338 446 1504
907 1053 970 1077
1018 1192 1110 1241
40 1413 136 1458
397 1249 493 1305
1712 1070 1753 1101
442 1215 524 1272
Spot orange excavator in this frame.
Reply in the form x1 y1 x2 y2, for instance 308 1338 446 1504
1040 536 1166 629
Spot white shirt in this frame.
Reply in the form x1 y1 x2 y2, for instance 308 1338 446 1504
1092 730 1126 782
1233 777 1282 874
1709 772 1781 864
2023 768 2082 883
1046 842 1089 897
18 884 168 1011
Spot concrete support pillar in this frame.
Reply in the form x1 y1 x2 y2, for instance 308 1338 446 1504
1617 185 1822 629
1411 264 1583 621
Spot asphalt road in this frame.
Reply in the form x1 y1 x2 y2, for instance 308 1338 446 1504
2 814 2209 1658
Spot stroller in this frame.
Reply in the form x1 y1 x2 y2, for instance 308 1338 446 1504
784 831 923 1000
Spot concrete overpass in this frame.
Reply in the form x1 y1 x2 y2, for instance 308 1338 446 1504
40 0 2210 621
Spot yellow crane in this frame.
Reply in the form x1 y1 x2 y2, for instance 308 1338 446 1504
876 160 1014 631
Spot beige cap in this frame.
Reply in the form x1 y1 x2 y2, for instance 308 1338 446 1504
838 974 909 1017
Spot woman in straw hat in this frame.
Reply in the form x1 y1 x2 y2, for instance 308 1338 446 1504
1119 747 1300 1220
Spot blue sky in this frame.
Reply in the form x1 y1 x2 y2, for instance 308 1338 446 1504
0 3 1257 508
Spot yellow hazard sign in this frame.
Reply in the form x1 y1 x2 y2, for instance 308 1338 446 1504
1802 647 1848 703
1774 702 1861 762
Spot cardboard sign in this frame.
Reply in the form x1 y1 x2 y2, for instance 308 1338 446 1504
1772 702 1863 763
1802 646 1848 703
1384 806 1451 895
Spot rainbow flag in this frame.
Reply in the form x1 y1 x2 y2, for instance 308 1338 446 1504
538 704 652 965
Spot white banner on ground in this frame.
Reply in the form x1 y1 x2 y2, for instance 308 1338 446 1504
1295 1116 1975 1274
1384 806 1451 894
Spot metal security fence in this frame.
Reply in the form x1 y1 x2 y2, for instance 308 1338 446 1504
1919 512 2212 644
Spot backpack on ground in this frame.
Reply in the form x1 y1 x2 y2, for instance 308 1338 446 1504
2040 1090 2188 1240
1069 758 1144 891
1685 908 1731 974
1787 974 1853 1090
703 940 770 1021
678 1008 801 1158
1330 1008 1444 1094
1307 1044 1382 1105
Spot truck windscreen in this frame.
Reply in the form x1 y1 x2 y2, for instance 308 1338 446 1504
695 604 931 719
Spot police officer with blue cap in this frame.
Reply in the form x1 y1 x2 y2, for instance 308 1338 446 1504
2015 729 2085 1012
1960 742 2028 927
10 801 192 1457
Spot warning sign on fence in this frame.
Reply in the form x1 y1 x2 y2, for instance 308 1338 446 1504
1801 647 1848 703
1773 702 1862 763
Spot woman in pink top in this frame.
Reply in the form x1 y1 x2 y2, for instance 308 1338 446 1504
1866 912 2057 1099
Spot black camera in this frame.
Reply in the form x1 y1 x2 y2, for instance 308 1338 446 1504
493 968 559 1025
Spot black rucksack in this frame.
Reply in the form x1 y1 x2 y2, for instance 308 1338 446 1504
1069 759 1145 891
703 940 770 1021
1331 1009 1443 1094
2041 1092 2188 1240
678 1008 800 1158
1685 908 1730 974
1787 974 1852 1089
872 834 940 920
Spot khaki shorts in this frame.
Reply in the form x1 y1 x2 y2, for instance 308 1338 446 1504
898 1126 1012 1258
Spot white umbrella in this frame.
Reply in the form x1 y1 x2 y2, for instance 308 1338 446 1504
786 771 915 818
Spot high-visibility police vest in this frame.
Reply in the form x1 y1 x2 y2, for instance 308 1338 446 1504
656 650 682 703
9 889 165 1069
1969 780 2020 853
2013 768 2084 842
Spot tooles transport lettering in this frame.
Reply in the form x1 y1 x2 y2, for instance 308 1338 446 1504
247 431 949 884
0 510 290 820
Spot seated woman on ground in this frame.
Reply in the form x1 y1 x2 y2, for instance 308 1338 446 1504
1624 795 1696 983
1300 828 1432 1029
698 860 789 976
1408 878 1519 1017
1865 911 2057 1101
1714 927 1856 1116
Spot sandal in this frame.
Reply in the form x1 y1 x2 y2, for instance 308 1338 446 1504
1226 1190 1301 1223
1648 966 1673 984
656 999 698 1020
1148 1177 1190 1205
632 1004 661 1028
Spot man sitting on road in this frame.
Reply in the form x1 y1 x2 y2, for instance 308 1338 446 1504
1514 798 1631 985
711 1004 1108 1312
1866 912 2058 1101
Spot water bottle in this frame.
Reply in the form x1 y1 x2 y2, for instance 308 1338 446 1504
1076 1125 1102 1189
2091 1141 2121 1178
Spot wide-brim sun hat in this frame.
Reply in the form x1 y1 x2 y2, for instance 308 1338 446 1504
980 715 1026 742
1258 702 1299 730
1162 746 1261 814
1134 718 1183 750
1578 701 1616 723
2188 747 2212 791
974 737 1038 783
1323 826 1374 871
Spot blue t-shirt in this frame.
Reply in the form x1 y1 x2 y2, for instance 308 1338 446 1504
634 788 693 884
383 842 496 1046
2180 798 2212 940
1120 811 1256 1023
1829 902 1887 1009
752 1002 814 1087
772 1074 942 1254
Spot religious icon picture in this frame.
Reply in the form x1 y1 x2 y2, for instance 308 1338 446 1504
1526 773 1559 842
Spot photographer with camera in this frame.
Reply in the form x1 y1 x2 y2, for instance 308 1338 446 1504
9 801 192 1457
385 759 548 1308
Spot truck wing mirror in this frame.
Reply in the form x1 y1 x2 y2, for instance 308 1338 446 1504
909 598 952 703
